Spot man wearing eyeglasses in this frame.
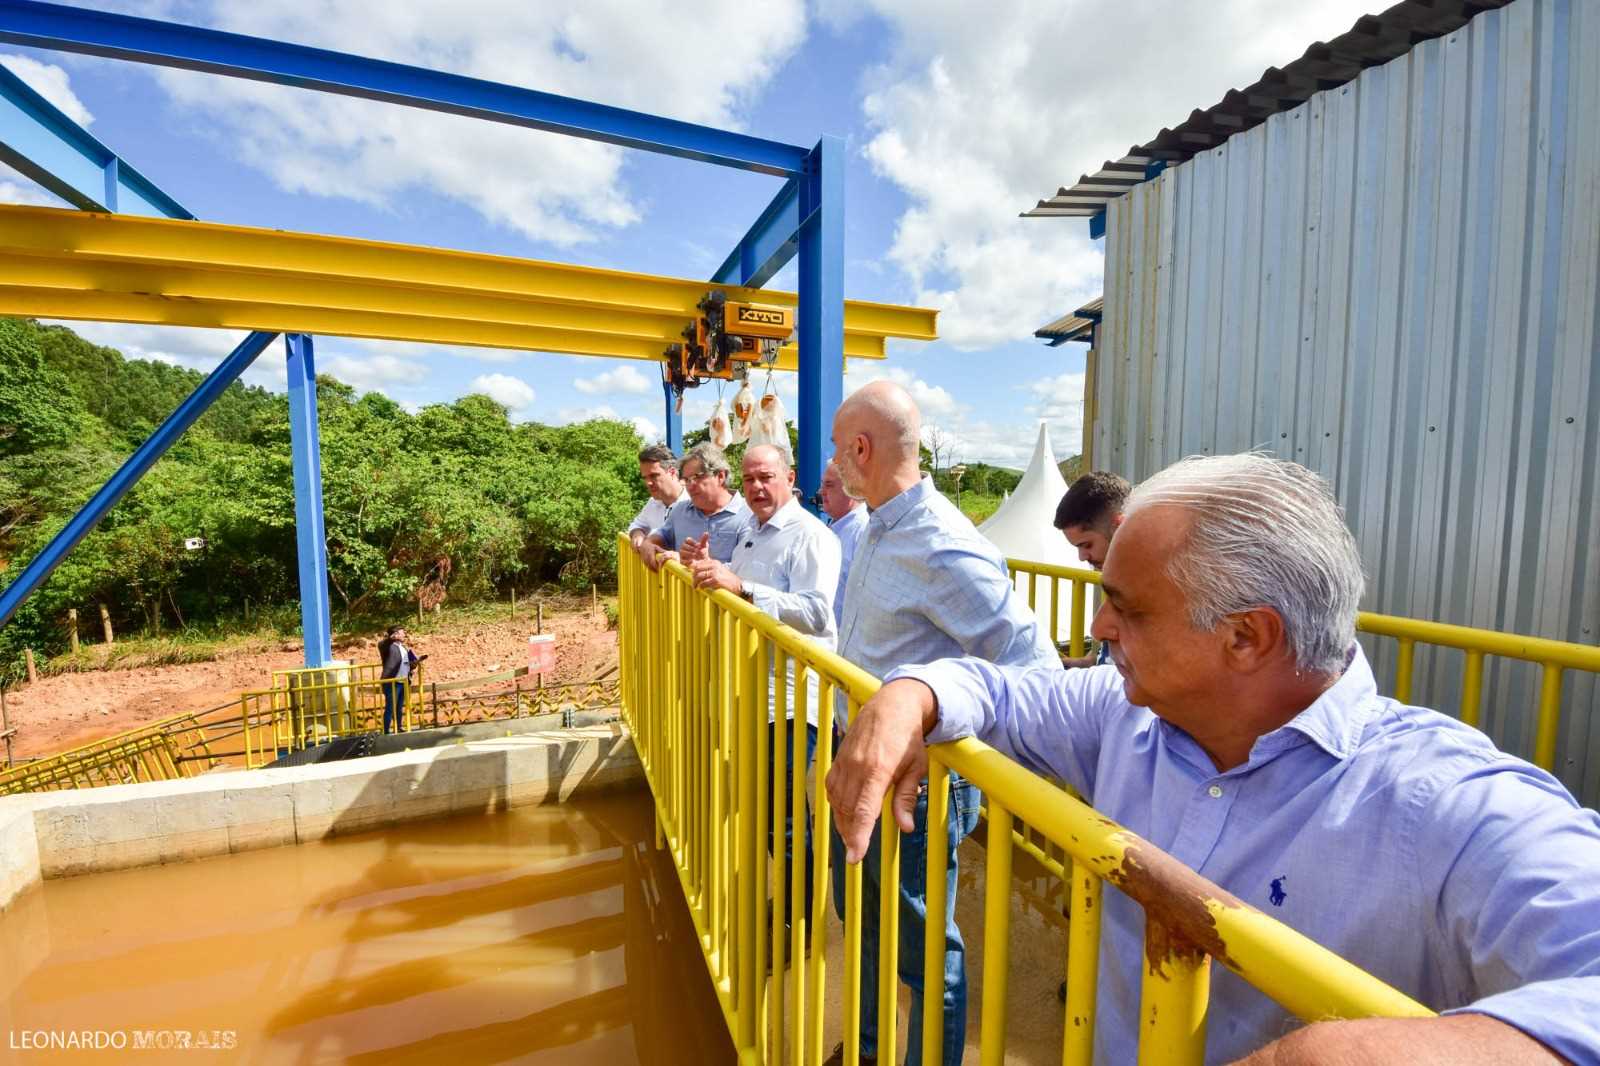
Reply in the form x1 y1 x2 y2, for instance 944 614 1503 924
639 441 749 571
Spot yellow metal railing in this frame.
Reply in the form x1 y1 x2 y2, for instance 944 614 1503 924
1004 558 1600 775
618 536 1439 1065
0 708 220 795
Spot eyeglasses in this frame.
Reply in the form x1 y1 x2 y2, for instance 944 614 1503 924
807 491 825 508
683 469 719 485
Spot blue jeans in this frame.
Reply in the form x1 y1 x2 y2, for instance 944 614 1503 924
382 678 407 734
831 740 981 1066
769 720 818 924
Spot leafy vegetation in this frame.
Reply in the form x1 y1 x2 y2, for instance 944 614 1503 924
0 317 649 682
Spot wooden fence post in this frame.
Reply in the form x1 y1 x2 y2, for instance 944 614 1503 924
67 609 80 654
24 648 37 684
536 602 544 635
1 685 13 769
510 587 517 619
99 603 114 644
591 583 598 613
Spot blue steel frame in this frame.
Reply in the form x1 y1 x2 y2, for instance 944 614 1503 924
0 0 846 651
0 56 333 666
284 335 333 667
0 62 190 217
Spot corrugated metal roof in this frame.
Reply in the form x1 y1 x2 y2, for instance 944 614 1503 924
1025 0 1514 218
1034 296 1103 345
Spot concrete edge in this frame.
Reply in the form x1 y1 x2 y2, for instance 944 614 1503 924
0 797 42 913
0 725 642 884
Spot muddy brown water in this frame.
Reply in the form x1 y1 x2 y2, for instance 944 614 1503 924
0 789 733 1065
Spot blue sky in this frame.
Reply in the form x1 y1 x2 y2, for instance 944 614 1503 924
0 0 1374 466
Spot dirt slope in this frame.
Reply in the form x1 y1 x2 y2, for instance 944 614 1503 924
2 606 618 761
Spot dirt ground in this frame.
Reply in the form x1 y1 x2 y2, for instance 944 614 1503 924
2 603 619 761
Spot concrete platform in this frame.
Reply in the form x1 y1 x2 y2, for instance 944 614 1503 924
0 724 641 911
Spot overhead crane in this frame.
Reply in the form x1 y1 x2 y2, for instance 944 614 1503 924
0 1 940 666
0 205 935 370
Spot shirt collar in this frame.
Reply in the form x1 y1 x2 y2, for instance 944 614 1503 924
1247 645 1379 763
869 476 935 532
695 492 747 518
831 503 867 529
755 496 804 532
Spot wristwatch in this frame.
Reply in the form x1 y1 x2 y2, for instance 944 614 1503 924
738 582 755 603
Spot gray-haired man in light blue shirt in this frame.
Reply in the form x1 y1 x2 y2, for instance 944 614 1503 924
829 453 1600 1065
640 441 748 570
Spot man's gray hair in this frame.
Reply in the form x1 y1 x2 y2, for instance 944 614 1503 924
746 442 793 472
682 441 731 480
638 443 677 469
1125 453 1364 675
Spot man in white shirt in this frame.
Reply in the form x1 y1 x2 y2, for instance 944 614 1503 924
818 459 868 627
627 443 686 554
684 443 841 950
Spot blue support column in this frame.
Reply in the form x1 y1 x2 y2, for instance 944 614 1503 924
0 331 277 629
284 334 332 667
663 380 683 454
795 135 844 510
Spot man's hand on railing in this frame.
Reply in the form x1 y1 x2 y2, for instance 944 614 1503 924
641 540 678 572
690 557 743 596
677 533 712 566
825 678 941 864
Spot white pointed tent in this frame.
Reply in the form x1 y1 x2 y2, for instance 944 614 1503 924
978 422 1085 641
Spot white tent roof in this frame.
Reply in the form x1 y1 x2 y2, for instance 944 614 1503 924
978 422 1075 566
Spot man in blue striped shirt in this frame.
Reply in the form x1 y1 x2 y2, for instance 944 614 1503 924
827 380 1057 1066
640 441 749 570
829 453 1600 1065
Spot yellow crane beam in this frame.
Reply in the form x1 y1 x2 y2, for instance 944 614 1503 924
0 206 936 367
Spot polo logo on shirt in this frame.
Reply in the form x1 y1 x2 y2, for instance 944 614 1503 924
1269 875 1287 907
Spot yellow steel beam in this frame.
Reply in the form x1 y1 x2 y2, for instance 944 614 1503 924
0 253 891 361
0 206 936 360
0 286 886 366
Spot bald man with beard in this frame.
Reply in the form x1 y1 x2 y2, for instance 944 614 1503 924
825 381 1056 1066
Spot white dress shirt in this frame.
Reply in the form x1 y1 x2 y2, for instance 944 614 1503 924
628 489 687 534
729 496 841 725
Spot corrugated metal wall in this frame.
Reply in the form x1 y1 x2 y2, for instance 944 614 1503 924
1096 0 1600 804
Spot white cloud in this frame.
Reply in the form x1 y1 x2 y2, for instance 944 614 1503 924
0 165 67 207
320 350 429 394
630 415 662 441
851 0 1377 349
574 364 652 396
844 363 958 417
468 372 537 414
557 403 619 424
117 0 807 245
0 54 94 125
41 320 290 391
